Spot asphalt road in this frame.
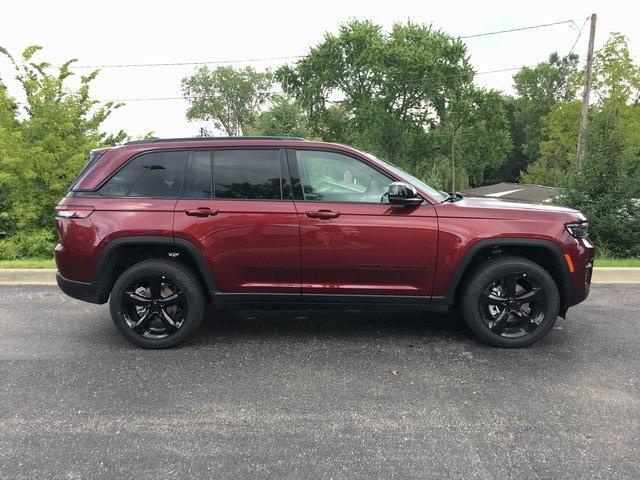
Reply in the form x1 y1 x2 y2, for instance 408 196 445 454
1 285 638 479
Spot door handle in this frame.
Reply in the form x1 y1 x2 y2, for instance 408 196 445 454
184 208 219 217
305 210 340 219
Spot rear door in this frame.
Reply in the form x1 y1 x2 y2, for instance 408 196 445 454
289 148 438 298
174 148 301 295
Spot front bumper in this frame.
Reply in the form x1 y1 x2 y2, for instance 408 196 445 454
562 237 595 314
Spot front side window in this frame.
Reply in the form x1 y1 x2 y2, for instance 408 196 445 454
99 150 187 197
360 151 448 203
213 149 285 200
294 150 392 203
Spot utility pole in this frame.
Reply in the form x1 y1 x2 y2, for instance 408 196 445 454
451 131 456 193
576 13 597 169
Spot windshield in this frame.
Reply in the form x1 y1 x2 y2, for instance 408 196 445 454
360 151 449 202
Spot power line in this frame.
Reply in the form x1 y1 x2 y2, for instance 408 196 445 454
14 58 578 106
82 66 546 103
61 55 304 70
566 16 589 56
87 66 534 103
75 33 595 106
460 19 578 39
11 17 588 106
51 18 583 70
475 66 531 75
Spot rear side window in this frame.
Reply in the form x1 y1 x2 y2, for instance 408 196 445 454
213 149 287 200
99 151 188 197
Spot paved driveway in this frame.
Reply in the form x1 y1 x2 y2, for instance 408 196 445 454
0 284 638 479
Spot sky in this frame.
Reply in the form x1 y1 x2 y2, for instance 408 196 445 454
1 0 638 139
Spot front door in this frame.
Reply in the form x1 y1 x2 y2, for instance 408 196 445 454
174 148 300 295
289 149 438 298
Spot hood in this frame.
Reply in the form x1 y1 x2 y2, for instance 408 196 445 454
437 195 586 221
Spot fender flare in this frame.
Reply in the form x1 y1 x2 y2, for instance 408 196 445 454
445 237 573 308
92 236 217 301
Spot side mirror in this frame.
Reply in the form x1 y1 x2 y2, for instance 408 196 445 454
388 182 423 207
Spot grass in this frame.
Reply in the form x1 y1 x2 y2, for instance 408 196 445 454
0 258 56 269
0 257 639 269
595 257 640 267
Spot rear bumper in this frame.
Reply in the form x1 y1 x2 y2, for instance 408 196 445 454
56 272 106 304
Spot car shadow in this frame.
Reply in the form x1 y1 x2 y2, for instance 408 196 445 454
190 306 475 346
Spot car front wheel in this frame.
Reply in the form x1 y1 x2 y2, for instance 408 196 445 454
109 259 205 348
461 256 560 347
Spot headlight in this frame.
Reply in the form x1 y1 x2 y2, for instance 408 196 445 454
565 222 589 239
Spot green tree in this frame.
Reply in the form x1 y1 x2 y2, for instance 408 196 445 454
277 19 511 188
277 19 474 163
520 101 581 185
0 46 125 259
182 66 272 136
511 53 579 173
437 87 512 190
0 81 19 237
249 96 314 138
592 33 640 104
559 104 640 256
530 33 640 257
483 97 528 184
523 33 640 187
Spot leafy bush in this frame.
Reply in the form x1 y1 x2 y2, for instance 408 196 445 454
0 229 56 260
557 105 640 257
0 46 125 260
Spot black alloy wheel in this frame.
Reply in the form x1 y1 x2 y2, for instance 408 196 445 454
479 272 547 338
121 275 188 338
461 256 560 347
109 259 205 348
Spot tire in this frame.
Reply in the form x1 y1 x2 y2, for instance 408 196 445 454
109 259 205 348
461 255 560 348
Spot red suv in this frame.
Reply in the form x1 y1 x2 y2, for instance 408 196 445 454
55 137 594 348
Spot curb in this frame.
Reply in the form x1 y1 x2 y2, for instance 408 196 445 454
0 269 58 285
1 267 640 285
589 267 640 284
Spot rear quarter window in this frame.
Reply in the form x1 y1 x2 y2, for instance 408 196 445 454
99 150 188 198
68 150 105 192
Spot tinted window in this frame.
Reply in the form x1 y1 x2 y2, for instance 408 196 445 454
294 150 392 203
185 150 213 198
68 150 104 192
214 149 284 200
99 151 187 197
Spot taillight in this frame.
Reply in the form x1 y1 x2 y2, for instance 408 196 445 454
55 206 94 219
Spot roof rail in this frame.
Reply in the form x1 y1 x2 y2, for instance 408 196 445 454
124 136 307 145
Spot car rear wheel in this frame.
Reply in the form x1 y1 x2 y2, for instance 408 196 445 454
109 259 205 348
461 256 560 347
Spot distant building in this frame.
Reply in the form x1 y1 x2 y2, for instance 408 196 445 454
464 182 560 204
